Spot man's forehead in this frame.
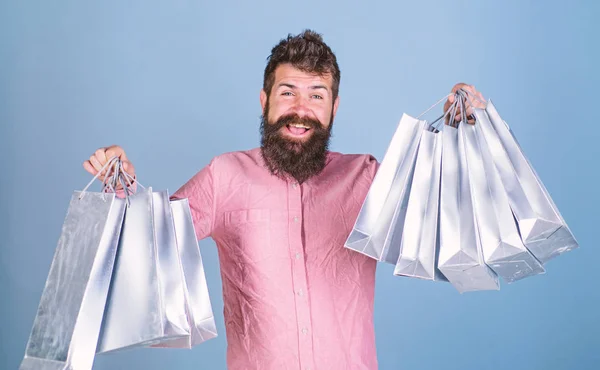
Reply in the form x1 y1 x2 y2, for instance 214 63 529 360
274 64 333 87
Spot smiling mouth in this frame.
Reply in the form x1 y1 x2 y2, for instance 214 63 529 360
284 123 312 137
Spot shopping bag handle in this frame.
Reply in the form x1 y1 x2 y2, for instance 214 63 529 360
78 157 145 204
102 159 146 193
430 87 488 130
417 93 453 120
430 98 462 130
456 88 487 107
101 159 147 208
452 88 487 127
79 156 120 196
417 91 468 131
458 91 468 127
417 88 487 131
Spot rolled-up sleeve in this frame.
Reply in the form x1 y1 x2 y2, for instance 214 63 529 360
171 157 217 241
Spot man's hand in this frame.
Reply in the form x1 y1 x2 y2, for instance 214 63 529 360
443 83 486 125
83 145 135 189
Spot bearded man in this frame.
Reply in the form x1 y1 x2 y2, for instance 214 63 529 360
84 30 485 370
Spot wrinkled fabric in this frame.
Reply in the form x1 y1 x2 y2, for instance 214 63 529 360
173 148 379 370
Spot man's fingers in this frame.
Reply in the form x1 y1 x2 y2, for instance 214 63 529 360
463 86 487 108
447 84 487 125
89 155 104 173
94 148 108 166
457 84 474 97
105 145 126 161
466 105 474 117
83 160 97 175
122 160 136 177
451 83 468 94
463 84 476 94
475 91 486 108
84 146 131 188
448 83 487 120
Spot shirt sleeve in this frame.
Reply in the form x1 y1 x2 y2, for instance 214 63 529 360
171 157 218 241
367 155 380 182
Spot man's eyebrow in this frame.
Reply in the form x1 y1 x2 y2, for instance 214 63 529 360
309 85 329 91
277 83 297 89
275 83 330 92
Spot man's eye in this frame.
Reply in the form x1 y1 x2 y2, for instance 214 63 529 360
282 92 294 96
312 95 323 100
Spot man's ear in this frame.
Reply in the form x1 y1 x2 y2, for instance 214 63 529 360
332 96 340 118
260 89 267 113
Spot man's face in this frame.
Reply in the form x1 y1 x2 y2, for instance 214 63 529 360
259 64 340 183
260 63 338 141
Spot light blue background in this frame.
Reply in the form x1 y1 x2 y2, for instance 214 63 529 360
1 1 599 369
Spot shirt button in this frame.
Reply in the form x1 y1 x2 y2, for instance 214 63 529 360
301 328 308 334
292 182 298 189
297 289 304 296
295 252 301 260
293 216 300 223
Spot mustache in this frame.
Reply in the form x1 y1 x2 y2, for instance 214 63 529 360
269 113 324 131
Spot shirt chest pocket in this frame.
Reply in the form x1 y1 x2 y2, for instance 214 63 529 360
222 209 273 264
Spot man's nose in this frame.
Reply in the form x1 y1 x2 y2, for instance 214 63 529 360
292 96 312 117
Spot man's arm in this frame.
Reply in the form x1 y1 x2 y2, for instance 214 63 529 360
83 145 217 241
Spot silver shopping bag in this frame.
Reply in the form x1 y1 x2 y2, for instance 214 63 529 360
96 188 190 353
438 124 499 293
393 128 445 280
460 116 545 283
478 102 578 263
20 191 126 370
345 114 425 263
154 199 218 348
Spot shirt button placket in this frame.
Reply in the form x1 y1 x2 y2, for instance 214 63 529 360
287 180 315 370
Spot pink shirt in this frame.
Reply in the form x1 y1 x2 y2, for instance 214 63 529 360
173 148 379 370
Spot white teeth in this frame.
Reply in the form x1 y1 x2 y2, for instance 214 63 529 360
290 124 309 129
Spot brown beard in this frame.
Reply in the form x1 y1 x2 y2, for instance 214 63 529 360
260 102 333 184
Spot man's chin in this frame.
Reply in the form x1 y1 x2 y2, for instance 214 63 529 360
281 140 305 154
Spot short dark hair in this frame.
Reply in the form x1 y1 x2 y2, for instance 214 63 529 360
263 30 341 100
